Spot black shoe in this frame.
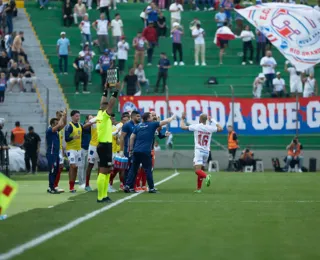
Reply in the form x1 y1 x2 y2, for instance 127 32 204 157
47 188 60 194
148 188 157 193
103 196 112 202
124 186 130 193
97 199 104 203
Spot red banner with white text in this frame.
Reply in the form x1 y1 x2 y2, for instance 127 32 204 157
119 96 320 135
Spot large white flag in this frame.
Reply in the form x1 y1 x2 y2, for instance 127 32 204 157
235 3 320 71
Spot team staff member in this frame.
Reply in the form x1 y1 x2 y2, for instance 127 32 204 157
96 82 121 203
11 121 26 147
65 110 82 193
124 112 176 193
136 111 167 192
46 110 67 194
119 111 141 183
227 125 239 171
24 126 41 174
54 110 67 193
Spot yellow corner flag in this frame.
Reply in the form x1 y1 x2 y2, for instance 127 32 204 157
0 173 18 215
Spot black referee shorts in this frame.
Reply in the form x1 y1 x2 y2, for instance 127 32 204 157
97 142 113 168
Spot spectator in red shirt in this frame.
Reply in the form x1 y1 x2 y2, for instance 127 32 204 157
142 22 158 66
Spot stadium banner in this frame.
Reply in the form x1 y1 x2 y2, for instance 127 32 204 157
234 3 320 71
119 96 320 135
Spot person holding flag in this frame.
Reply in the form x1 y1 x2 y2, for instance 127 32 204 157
213 22 235 65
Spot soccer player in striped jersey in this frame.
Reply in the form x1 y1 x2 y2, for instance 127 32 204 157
180 112 223 193
84 115 99 191
119 111 141 183
109 113 129 192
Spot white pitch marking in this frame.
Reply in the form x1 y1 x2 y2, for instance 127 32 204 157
127 200 320 204
0 172 180 260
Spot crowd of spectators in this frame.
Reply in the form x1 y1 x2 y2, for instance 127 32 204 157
0 0 38 104
50 0 320 97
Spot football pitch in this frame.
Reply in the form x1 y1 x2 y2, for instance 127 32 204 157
1 170 320 260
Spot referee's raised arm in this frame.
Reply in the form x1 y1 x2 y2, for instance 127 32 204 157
100 82 121 115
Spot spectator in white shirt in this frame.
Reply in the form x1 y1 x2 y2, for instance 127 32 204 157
79 14 91 49
73 0 86 25
238 25 254 65
302 73 318 97
111 13 123 48
284 61 303 97
192 23 206 66
272 72 286 97
99 0 111 22
92 13 109 53
135 64 150 93
252 73 265 99
314 0 320 12
117 36 129 74
169 0 183 27
260 50 277 93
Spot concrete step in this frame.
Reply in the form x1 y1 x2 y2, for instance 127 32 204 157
0 104 42 114
4 94 39 103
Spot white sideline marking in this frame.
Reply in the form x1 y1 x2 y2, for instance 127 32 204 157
127 200 320 204
0 172 180 260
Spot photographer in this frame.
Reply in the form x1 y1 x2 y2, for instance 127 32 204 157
239 148 256 171
284 137 303 172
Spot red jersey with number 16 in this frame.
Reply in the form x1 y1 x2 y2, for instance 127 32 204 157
188 123 217 152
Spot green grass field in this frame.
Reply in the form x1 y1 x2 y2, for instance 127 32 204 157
1 170 320 260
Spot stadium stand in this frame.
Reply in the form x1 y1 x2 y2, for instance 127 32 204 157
25 1 320 150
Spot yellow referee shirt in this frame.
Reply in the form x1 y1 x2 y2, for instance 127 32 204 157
96 110 112 143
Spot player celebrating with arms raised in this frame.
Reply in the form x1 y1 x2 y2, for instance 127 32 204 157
180 112 223 193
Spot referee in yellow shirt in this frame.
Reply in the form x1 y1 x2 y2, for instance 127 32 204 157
96 82 120 203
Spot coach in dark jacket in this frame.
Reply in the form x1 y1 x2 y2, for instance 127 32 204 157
24 126 41 174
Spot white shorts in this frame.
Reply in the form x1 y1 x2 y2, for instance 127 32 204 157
303 91 313 98
59 150 64 165
253 86 262 98
88 145 98 164
193 149 209 166
112 152 119 161
290 83 303 93
66 150 82 166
